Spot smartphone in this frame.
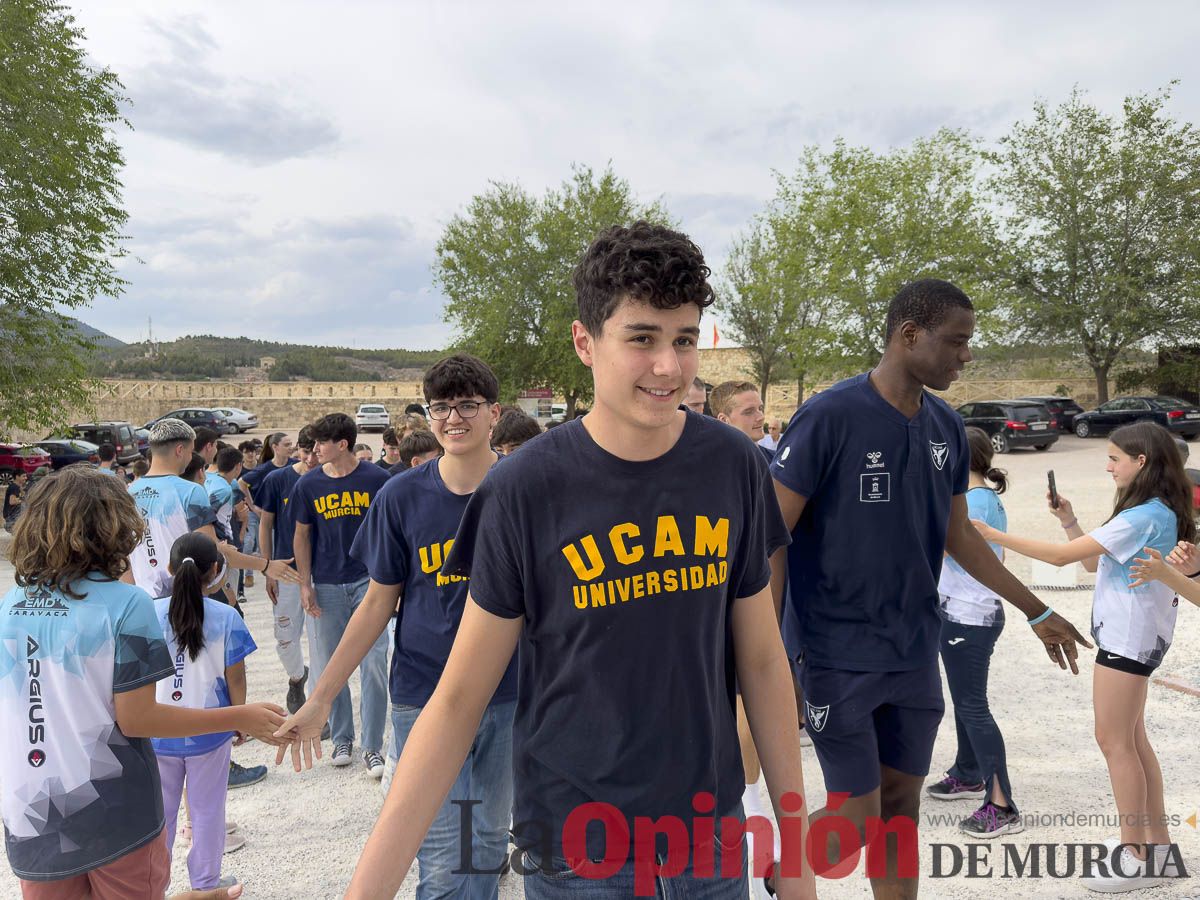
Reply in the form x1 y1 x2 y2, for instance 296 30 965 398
1047 470 1059 509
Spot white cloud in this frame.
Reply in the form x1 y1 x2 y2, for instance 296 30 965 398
68 0 1200 348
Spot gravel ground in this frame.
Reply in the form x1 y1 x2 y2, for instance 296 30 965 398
1 432 1198 898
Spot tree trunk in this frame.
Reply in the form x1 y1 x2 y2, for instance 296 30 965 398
1093 365 1110 405
796 371 806 407
565 392 578 419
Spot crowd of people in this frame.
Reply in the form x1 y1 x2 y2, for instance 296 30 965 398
1 222 1196 900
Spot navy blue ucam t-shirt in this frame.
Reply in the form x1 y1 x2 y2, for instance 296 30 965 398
442 412 790 858
772 373 969 673
292 461 390 584
257 464 304 565
348 458 518 707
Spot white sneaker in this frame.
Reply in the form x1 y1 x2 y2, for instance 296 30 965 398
1081 845 1153 893
331 742 353 767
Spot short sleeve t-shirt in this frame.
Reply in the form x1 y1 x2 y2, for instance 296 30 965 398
443 413 790 857
258 464 303 565
292 461 391 584
349 457 517 707
204 472 235 543
0 578 173 881
1089 498 1179 666
127 475 217 599
240 459 290 504
3 483 20 520
772 373 969 672
152 597 256 757
938 487 1006 627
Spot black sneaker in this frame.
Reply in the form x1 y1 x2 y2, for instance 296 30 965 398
959 802 1023 839
286 666 308 714
925 774 985 801
228 761 267 789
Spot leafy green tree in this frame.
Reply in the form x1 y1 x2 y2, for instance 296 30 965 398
0 0 128 433
436 165 670 416
990 85 1200 403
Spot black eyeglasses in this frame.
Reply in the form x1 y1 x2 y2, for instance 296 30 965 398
427 401 489 420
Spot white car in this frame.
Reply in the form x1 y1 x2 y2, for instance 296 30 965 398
356 404 391 432
212 407 259 433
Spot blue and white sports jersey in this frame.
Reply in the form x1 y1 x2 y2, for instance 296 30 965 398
152 597 255 757
1089 498 1179 666
127 475 216 599
0 577 173 881
938 487 1007 627
204 472 235 543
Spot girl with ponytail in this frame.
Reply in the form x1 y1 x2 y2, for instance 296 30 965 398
926 426 1022 838
154 532 258 890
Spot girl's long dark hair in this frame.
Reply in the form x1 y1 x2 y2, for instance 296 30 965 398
1108 421 1197 543
168 532 222 661
260 432 286 466
964 426 1008 494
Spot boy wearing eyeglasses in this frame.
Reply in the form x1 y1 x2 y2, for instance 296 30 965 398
278 356 514 898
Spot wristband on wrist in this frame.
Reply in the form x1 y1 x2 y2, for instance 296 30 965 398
1061 518 1078 530
1027 607 1054 626
261 557 269 575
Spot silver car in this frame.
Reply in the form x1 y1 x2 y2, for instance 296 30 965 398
213 407 259 433
355 404 390 432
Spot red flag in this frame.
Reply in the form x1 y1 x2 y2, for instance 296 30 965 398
712 323 720 348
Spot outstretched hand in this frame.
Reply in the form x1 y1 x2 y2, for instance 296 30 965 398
970 518 998 542
267 559 300 583
1166 540 1199 575
273 697 330 772
1130 546 1171 588
1030 612 1092 674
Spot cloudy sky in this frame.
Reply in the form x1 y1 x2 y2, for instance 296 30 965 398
72 0 1200 349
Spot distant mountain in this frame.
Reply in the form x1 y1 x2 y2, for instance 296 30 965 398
69 319 125 349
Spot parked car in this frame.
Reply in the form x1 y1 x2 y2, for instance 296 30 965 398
134 428 151 458
146 408 234 435
33 439 101 470
211 407 258 433
1072 396 1200 439
1017 396 1085 433
954 400 1058 454
355 404 390 432
0 444 52 484
54 422 141 466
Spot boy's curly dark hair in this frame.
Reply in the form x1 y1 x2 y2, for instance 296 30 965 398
572 221 715 335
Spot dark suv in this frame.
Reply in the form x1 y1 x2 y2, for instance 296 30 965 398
146 408 234 435
1072 396 1200 439
955 401 1058 453
56 422 141 466
1018 396 1085 433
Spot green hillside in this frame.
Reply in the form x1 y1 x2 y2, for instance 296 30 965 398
91 334 444 381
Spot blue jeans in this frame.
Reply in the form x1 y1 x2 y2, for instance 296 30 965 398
312 579 388 752
390 700 516 900
938 618 1016 810
522 806 748 900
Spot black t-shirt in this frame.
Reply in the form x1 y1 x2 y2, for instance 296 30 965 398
3 483 21 520
443 412 789 856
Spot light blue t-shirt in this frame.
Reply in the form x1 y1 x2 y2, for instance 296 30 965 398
204 472 235 543
0 577 173 880
938 486 1007 627
152 597 256 757
127 475 217 599
1089 498 1179 666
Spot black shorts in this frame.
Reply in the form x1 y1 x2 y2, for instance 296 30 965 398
1095 649 1157 678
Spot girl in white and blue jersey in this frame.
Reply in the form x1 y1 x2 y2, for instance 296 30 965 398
927 427 1022 839
974 421 1193 890
154 532 256 891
